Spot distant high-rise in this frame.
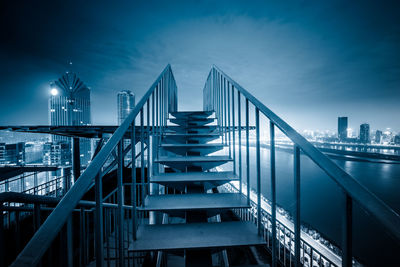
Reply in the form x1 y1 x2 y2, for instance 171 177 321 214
375 130 382 144
117 90 135 125
0 142 25 165
49 72 92 165
338 117 348 141
42 141 71 166
359 123 370 143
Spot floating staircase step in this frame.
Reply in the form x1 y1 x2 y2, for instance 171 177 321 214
140 193 249 212
129 221 265 252
155 156 232 171
170 111 214 119
163 133 220 142
169 118 216 127
160 143 224 156
150 171 238 190
166 125 218 134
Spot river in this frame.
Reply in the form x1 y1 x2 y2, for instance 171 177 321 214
225 145 400 266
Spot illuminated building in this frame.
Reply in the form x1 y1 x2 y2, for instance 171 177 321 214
359 123 370 143
117 90 135 125
49 72 92 166
338 117 348 141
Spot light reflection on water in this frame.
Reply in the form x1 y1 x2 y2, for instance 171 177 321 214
220 144 400 266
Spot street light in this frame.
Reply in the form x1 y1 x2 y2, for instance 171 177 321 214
50 88 58 96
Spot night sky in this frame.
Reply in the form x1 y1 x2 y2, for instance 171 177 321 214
1 0 399 133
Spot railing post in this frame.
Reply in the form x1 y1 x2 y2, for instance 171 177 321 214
231 85 236 173
237 91 242 193
342 193 353 267
140 108 145 206
227 81 232 158
245 98 250 205
95 172 104 267
0 202 4 267
294 145 301 267
131 119 137 240
255 108 261 235
270 121 277 267
34 172 38 194
156 85 160 147
117 141 125 267
66 216 73 267
147 99 151 193
219 74 223 143
34 204 41 231
224 78 228 146
72 137 81 181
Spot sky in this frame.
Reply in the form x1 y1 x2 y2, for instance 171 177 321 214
0 0 399 133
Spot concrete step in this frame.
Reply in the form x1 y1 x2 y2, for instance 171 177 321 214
160 143 224 156
140 193 249 212
128 221 266 252
155 155 232 171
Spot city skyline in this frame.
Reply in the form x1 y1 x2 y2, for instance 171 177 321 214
1 1 400 133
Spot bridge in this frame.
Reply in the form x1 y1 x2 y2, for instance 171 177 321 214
1 65 400 266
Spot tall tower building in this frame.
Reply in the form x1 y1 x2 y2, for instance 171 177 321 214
375 130 382 144
117 90 135 125
49 72 92 166
338 117 348 141
359 123 370 143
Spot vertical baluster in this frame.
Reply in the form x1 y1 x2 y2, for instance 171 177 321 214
0 202 4 267
224 78 228 146
131 118 137 240
218 73 222 141
140 109 145 206
147 100 150 194
156 85 160 147
294 145 301 267
231 85 236 173
237 91 242 193
66 216 73 267
227 81 232 158
255 108 261 235
117 141 125 267
152 92 155 134
245 98 250 205
80 207 85 266
160 79 163 131
270 122 277 267
342 193 352 267
95 172 104 266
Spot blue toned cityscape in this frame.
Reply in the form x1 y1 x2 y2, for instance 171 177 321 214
1 1 400 267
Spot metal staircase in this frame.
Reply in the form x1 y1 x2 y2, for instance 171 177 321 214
130 111 265 263
7 64 400 267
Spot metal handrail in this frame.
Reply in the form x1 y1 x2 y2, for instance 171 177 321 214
204 65 400 266
11 64 177 266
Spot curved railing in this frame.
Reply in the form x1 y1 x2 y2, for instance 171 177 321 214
203 65 400 267
11 64 177 266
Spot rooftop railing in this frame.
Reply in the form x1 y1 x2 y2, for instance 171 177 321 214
203 65 400 267
9 64 177 267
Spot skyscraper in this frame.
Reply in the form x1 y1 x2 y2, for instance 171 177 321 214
338 117 348 141
49 72 92 165
359 123 370 143
375 130 382 144
117 90 135 125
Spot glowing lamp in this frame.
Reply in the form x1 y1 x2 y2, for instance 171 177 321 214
50 88 58 96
